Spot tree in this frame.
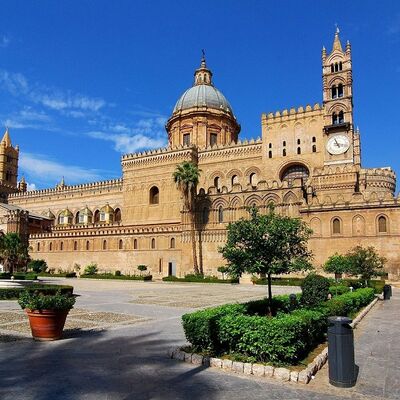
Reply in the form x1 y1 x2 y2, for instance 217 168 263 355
346 245 386 286
137 264 147 276
219 207 313 314
0 233 30 274
28 259 48 273
217 266 229 280
173 161 202 274
324 253 352 279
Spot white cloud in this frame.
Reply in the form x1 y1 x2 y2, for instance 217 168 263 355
19 152 104 184
2 107 51 130
26 182 36 191
0 35 10 48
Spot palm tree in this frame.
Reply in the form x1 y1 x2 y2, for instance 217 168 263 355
0 233 30 274
173 161 202 275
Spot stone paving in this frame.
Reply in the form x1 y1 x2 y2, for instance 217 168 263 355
0 278 398 400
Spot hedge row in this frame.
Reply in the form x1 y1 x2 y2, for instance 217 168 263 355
0 284 74 300
182 288 375 365
80 273 152 281
37 272 77 278
163 275 239 284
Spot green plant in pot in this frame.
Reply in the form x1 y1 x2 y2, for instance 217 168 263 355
18 290 76 341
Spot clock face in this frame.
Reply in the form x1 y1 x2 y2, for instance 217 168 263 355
326 135 350 155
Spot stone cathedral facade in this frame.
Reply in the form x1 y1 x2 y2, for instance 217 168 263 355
1 31 400 279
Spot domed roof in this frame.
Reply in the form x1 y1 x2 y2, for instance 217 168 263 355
100 203 114 213
173 85 233 114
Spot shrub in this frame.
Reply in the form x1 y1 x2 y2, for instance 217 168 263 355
12 272 38 280
0 272 11 279
252 276 304 286
329 285 350 296
301 273 330 307
28 259 48 273
84 263 98 275
137 265 147 275
18 290 75 311
0 284 73 300
80 273 152 281
115 270 121 276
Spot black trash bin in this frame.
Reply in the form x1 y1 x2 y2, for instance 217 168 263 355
383 284 392 300
328 316 356 388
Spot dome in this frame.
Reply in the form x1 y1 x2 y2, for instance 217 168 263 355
173 84 233 115
60 209 73 217
100 203 114 213
80 206 93 216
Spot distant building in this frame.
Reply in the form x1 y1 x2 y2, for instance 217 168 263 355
2 30 399 278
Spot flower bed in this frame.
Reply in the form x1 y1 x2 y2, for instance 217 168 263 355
181 288 375 365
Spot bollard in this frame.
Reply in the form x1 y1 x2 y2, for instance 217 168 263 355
383 285 392 300
328 316 356 388
289 293 297 310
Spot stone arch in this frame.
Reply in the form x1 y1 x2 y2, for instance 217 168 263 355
310 217 322 236
376 214 389 234
352 214 365 236
244 194 263 208
280 162 310 183
331 216 343 235
283 191 298 204
229 196 242 208
263 193 281 206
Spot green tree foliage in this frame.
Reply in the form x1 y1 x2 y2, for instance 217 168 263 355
84 263 98 275
346 245 386 286
219 207 313 314
137 264 147 276
217 266 229 280
173 161 202 274
301 273 330 307
324 253 352 277
28 259 48 273
0 233 30 274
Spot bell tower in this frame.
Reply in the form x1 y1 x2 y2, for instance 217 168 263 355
322 28 360 166
0 128 19 188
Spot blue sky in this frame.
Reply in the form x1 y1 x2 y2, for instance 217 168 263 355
0 0 399 190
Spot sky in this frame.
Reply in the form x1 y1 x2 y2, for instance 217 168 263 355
0 0 399 191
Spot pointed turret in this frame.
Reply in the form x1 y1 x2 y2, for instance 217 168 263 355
18 176 27 192
194 50 213 86
1 128 11 148
333 27 343 52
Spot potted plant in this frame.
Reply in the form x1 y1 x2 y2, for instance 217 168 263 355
18 290 76 341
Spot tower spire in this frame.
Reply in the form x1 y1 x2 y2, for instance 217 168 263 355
1 127 11 147
333 25 343 52
194 50 213 86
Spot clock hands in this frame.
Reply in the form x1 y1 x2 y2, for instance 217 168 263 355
334 138 340 147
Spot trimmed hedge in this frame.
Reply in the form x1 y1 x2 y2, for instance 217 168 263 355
0 284 74 300
37 272 77 278
80 273 152 281
182 288 375 365
12 273 38 280
163 274 239 284
329 285 350 296
252 277 304 286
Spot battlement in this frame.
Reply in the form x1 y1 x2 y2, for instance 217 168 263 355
262 103 323 123
8 178 123 199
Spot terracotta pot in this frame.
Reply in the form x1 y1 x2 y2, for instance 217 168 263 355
25 309 70 341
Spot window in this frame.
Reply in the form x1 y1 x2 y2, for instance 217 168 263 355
49 242 53 251
86 241 90 251
134 239 138 249
183 133 190 146
338 111 344 123
312 136 316 143
338 84 344 97
210 133 218 146
159 259 162 273
331 85 337 99
119 239 123 250
103 240 107 250
78 213 85 224
312 145 317 153
60 242 64 251
332 112 338 125
283 140 286 147
334 63 339 72
297 138 301 145
339 61 343 71
332 218 341 235
149 186 159 204
281 164 309 183
170 238 175 248
231 175 238 186
268 151 272 158
283 149 286 156
58 215 64 225
94 210 100 223
331 64 334 73
37 243 40 252
214 177 220 192
250 172 257 186
378 216 387 233
151 238 156 249
218 206 224 223
100 212 106 222
202 207 209 224
297 147 301 154
268 143 272 149
74 241 78 251
114 208 121 223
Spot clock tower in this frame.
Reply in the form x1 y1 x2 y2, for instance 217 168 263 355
322 28 360 166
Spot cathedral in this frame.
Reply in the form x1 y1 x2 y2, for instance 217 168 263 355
1 30 399 279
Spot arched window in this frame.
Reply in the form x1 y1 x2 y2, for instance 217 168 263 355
332 112 338 125
331 64 334 73
114 208 121 223
338 111 344 123
134 239 138 249
94 210 100 223
202 207 209 224
332 218 341 235
103 240 107 250
231 175 238 186
75 212 80 224
283 140 286 147
74 241 78 251
183 133 190 146
86 241 90 251
297 138 301 145
149 186 159 204
281 164 309 183
312 145 317 153
297 147 301 155
60 241 64 251
268 151 272 158
119 239 123 250
170 238 175 249
214 177 220 191
249 173 257 186
283 149 286 156
37 242 40 252
338 83 344 97
312 136 316 143
335 63 339 72
151 238 156 249
218 206 224 223
378 216 387 233
268 143 272 148
49 242 53 251
331 85 337 99
339 61 343 71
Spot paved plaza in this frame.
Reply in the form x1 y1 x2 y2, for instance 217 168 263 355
0 279 398 400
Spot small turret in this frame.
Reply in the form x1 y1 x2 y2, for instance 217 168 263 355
194 50 213 86
18 176 27 192
1 128 11 148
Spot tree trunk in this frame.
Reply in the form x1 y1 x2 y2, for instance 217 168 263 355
267 273 273 316
189 211 199 275
198 230 204 275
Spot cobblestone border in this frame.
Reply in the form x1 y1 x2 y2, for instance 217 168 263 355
167 296 379 384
